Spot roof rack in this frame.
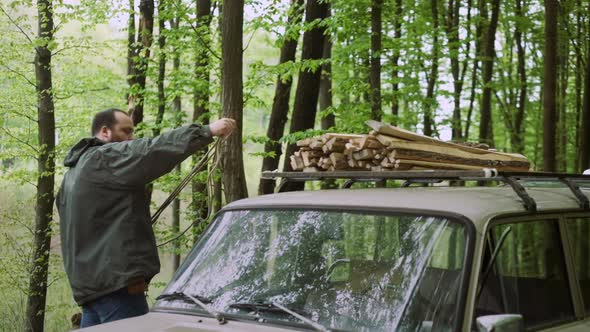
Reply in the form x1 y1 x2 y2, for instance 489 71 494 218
260 169 590 212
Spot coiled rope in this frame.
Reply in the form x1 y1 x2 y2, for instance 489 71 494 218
153 137 224 247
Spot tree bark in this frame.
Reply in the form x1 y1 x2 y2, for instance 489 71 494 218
370 0 382 121
154 0 166 137
446 0 463 140
465 0 481 139
126 0 135 101
512 0 527 153
557 29 568 172
320 32 334 130
171 15 182 271
580 1 590 171
423 0 440 137
479 0 500 147
258 0 304 195
220 0 248 202
575 0 583 171
25 1 55 331
543 0 558 172
192 0 212 243
319 12 337 190
390 0 402 124
281 0 329 192
128 0 155 126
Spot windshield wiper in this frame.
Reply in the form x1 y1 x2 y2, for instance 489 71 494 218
229 301 330 332
156 291 227 324
272 302 331 332
156 291 212 304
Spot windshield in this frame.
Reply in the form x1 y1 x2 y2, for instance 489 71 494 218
155 209 469 331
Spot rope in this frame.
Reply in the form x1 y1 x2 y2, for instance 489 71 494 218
152 137 224 248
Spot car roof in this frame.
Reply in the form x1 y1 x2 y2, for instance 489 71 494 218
224 186 589 232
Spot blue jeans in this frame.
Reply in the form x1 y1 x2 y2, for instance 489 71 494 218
80 288 149 328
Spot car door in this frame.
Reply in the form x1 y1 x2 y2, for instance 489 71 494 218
472 214 590 331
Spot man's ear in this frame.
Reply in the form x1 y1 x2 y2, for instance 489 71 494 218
99 125 111 139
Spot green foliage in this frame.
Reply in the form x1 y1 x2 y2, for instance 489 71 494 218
2 0 590 329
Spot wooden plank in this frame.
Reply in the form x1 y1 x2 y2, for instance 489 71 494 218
323 133 366 140
392 159 529 171
377 135 529 163
388 148 530 169
394 159 483 170
367 120 529 161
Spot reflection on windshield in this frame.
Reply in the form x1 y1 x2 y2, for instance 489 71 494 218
156 210 467 331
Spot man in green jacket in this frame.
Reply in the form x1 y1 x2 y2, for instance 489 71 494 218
56 109 235 328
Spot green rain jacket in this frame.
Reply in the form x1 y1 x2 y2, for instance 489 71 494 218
56 124 213 305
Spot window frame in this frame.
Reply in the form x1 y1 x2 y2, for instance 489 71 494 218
478 211 589 330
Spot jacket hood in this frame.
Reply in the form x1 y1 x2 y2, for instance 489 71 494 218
64 137 105 167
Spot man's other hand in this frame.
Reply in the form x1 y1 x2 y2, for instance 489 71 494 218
209 118 236 137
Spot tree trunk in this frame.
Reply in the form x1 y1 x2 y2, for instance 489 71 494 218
220 0 248 202
370 0 382 121
574 0 583 171
557 32 568 172
512 0 527 153
192 0 212 243
281 0 329 192
154 0 167 137
543 0 558 172
479 0 500 147
465 0 481 139
320 32 334 130
171 15 182 271
126 0 135 102
391 0 403 124
129 0 155 126
580 1 590 171
25 1 55 331
446 0 462 140
423 0 440 137
258 0 304 195
319 12 337 190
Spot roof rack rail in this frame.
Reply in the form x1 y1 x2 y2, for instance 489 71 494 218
261 169 590 212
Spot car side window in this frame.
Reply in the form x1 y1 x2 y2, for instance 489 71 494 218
475 219 575 330
565 217 590 315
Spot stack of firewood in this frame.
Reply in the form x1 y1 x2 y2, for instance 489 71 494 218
289 121 531 172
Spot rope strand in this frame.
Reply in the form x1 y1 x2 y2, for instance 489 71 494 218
153 137 224 247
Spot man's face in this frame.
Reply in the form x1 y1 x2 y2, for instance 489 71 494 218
106 112 134 142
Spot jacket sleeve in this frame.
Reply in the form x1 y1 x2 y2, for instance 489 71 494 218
89 124 213 187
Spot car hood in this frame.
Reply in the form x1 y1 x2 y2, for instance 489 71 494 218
77 312 302 331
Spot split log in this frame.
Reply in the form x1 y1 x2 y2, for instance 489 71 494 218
323 136 347 153
329 152 348 169
352 149 377 161
290 155 304 171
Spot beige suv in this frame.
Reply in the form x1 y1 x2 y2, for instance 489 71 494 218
81 170 590 332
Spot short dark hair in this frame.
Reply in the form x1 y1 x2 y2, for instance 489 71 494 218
91 109 128 136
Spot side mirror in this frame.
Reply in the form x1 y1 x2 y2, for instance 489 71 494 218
476 314 524 332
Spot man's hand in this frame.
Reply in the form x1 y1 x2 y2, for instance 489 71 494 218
209 118 236 137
